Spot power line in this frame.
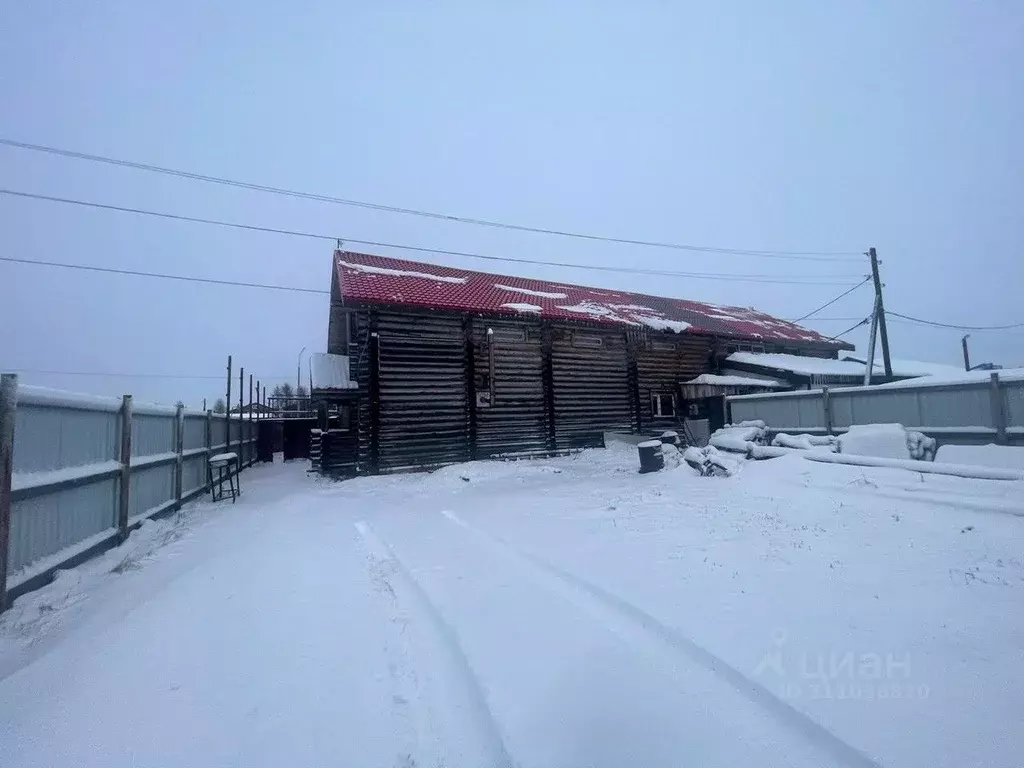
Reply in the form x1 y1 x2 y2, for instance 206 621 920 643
4 368 295 380
7 369 219 380
0 137 864 261
826 317 870 341
790 277 871 322
0 189 864 286
886 311 1024 331
799 317 865 322
0 255 329 295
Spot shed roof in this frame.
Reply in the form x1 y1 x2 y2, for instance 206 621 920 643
840 355 966 378
726 351 872 377
334 251 850 349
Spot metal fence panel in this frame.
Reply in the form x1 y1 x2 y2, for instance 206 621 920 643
4 386 257 594
729 374 1023 444
183 454 207 498
1005 382 1024 428
729 393 824 431
182 415 207 451
13 399 119 473
128 463 176 522
211 416 228 451
9 478 118 573
131 413 176 458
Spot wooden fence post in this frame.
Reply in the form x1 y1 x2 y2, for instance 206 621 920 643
248 373 254 467
238 367 244 472
822 386 833 436
117 394 133 541
174 404 184 510
205 409 213 493
990 373 1007 445
0 374 18 613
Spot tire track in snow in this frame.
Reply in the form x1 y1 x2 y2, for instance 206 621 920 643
354 521 516 768
362 541 431 767
439 510 885 768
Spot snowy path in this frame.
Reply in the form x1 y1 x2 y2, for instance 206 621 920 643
2 448 1023 767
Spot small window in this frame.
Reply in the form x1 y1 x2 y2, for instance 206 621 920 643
651 393 675 417
573 333 603 348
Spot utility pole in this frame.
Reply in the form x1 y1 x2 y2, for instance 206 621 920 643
868 247 893 378
961 334 971 372
226 355 232 424
862 296 881 386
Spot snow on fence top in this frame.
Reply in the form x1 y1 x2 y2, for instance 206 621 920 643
14 384 208 416
335 250 847 347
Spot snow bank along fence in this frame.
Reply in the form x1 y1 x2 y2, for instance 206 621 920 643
0 374 257 611
726 372 1024 447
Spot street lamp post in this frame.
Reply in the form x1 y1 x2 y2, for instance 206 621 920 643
297 346 306 393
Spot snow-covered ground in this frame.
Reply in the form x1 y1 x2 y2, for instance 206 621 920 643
2 444 1023 767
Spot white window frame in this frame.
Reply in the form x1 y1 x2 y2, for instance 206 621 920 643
651 392 675 417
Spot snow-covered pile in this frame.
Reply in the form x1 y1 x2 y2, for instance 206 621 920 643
771 433 837 451
936 444 1024 471
906 430 938 461
682 445 741 476
838 423 936 461
708 420 769 455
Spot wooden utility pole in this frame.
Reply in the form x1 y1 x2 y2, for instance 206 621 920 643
868 247 893 378
962 334 971 372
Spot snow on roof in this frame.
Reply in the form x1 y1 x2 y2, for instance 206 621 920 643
335 251 848 348
684 374 787 388
840 356 965 378
310 353 358 390
494 283 567 299
338 260 468 284
500 302 542 313
726 351 871 377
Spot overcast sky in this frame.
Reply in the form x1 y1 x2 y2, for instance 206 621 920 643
2 2 1022 407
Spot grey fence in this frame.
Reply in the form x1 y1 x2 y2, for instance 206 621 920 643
0 375 258 609
727 371 1024 446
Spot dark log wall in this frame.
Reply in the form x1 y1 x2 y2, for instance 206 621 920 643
550 323 633 449
331 306 815 472
635 334 714 430
375 311 470 471
472 320 549 459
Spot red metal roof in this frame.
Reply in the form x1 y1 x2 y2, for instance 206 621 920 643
335 250 850 348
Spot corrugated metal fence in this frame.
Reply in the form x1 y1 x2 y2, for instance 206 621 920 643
727 372 1024 445
0 375 257 609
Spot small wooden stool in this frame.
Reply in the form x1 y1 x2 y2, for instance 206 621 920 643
208 452 240 502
